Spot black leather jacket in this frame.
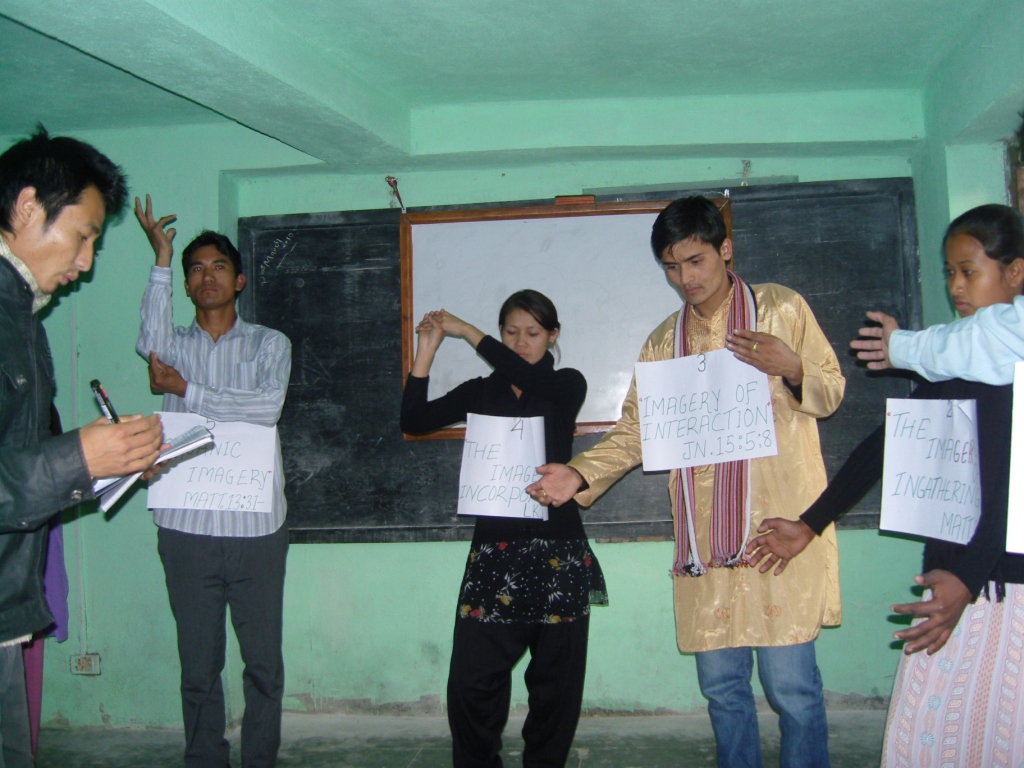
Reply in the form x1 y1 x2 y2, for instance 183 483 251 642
0 257 93 642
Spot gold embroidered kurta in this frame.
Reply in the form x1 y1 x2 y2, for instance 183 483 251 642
570 282 844 652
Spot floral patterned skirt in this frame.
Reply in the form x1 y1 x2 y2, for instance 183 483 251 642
457 538 608 624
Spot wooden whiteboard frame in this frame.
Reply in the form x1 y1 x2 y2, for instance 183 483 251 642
399 198 731 440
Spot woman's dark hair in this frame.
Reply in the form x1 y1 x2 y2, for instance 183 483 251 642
0 125 128 232
944 204 1024 267
182 230 244 279
650 195 727 259
498 289 560 332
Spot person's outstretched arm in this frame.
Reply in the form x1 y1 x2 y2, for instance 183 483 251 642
851 298 1024 385
744 423 884 574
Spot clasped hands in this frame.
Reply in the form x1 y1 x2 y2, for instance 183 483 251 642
415 310 478 348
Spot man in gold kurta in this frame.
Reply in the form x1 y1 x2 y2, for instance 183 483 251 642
528 196 844 768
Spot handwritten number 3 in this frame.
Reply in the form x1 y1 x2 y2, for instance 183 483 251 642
697 354 706 373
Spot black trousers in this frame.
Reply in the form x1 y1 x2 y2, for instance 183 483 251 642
447 615 589 768
158 524 288 768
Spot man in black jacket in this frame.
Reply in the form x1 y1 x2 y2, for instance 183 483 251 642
0 127 164 765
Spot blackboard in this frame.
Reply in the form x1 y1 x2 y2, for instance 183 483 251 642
238 178 920 543
400 199 730 434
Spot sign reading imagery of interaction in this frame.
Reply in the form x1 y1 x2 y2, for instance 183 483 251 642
634 348 777 471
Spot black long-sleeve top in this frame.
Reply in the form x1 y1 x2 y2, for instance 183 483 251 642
801 378 1024 599
401 335 588 544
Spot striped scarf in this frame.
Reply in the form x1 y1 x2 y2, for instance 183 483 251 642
671 271 756 577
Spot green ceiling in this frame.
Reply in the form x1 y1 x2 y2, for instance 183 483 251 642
0 15 223 132
259 0 991 102
0 0 1020 169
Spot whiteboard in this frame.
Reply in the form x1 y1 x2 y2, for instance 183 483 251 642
403 203 729 426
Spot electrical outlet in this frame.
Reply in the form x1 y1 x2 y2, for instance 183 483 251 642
70 653 101 676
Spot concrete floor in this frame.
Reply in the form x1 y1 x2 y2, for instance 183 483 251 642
36 710 886 767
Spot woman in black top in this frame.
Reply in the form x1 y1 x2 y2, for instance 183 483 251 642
744 205 1024 766
401 290 606 768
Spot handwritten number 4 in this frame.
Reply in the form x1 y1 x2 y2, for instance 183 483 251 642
511 419 524 439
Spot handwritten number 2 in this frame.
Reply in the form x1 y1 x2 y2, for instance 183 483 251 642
697 354 706 373
947 401 953 418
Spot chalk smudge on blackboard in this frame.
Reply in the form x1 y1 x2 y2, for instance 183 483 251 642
259 232 296 286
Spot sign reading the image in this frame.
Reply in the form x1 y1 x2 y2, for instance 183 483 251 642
634 348 777 471
148 412 277 513
458 414 548 521
880 398 980 544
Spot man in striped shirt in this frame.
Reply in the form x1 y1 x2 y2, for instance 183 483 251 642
134 195 292 768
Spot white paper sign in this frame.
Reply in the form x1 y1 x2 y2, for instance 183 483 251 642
634 348 777 471
148 412 277 513
457 414 548 521
880 398 980 544
1007 363 1024 553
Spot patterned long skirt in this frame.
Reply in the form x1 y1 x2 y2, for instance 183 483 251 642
881 583 1024 767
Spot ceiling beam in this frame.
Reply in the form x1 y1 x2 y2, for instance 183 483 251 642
0 0 411 165
411 90 925 156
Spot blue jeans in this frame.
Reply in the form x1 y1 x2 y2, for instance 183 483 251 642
694 642 829 768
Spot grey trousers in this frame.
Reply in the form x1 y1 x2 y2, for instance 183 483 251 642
158 524 288 768
0 644 32 768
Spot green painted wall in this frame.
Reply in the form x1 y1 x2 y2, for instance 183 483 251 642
947 143 1010 218
24 120 928 730
912 0 1024 324
26 22 1019 722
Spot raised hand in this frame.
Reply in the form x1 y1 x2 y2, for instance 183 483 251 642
850 311 900 370
134 194 177 267
891 570 972 655
743 517 815 575
415 312 445 351
726 329 803 386
436 311 484 347
410 312 445 378
148 352 187 398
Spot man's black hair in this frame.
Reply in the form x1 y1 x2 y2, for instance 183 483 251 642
0 125 128 232
650 196 727 259
182 230 244 280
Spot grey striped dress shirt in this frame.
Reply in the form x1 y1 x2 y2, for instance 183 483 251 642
137 266 292 537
